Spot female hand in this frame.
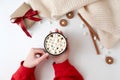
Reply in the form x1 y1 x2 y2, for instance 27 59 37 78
23 48 49 68
53 29 70 64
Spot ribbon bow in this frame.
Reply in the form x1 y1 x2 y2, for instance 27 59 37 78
11 9 41 38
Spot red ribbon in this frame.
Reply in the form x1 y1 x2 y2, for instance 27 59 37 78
11 9 41 38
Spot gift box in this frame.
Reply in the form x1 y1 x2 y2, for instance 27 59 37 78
10 2 41 37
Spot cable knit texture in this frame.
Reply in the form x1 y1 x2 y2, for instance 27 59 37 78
78 0 120 48
53 60 84 80
29 0 99 19
29 0 120 48
11 61 35 80
11 60 84 80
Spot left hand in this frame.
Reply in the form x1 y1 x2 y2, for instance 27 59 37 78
23 48 49 68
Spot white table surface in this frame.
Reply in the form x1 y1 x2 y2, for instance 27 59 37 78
1 0 120 80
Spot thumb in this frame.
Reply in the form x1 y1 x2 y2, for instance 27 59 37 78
37 53 49 63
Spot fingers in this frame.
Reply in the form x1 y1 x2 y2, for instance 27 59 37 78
66 40 70 52
50 28 63 34
31 48 50 57
31 48 46 55
49 31 52 33
55 28 63 34
55 28 60 33
59 31 63 34
37 53 49 63
32 48 49 63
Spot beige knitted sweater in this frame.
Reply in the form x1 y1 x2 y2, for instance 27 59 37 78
29 0 120 49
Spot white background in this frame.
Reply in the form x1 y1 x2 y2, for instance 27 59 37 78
1 0 120 80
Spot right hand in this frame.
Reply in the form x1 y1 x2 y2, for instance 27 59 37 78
23 48 49 68
53 29 70 64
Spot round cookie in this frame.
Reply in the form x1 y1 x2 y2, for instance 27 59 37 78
44 32 67 56
105 56 114 64
59 19 68 27
66 11 74 19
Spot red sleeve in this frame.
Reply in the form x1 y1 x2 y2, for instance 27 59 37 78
53 60 84 80
11 61 35 80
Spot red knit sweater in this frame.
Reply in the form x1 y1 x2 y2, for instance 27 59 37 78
11 60 84 80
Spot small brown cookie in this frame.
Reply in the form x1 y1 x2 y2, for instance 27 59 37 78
105 56 114 64
60 19 68 27
66 11 74 19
